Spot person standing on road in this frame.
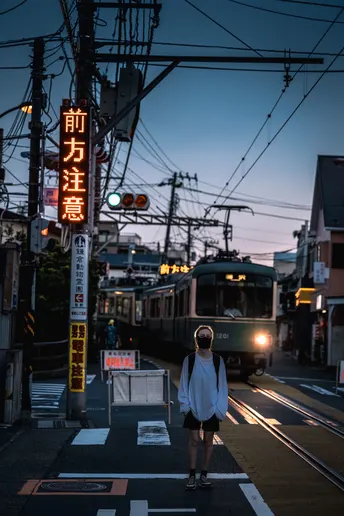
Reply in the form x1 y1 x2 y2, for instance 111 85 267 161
105 319 118 350
178 325 229 490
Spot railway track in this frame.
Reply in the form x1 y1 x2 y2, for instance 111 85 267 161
228 392 344 493
248 381 344 439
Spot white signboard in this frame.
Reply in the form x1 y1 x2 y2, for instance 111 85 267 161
43 187 59 206
70 234 89 321
314 262 325 284
108 369 171 425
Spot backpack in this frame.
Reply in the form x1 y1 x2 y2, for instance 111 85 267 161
188 352 221 390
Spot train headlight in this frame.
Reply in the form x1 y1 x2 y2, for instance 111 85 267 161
255 334 268 346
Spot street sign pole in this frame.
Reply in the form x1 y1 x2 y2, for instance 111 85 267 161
66 234 89 418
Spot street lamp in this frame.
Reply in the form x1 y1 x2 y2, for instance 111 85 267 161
0 101 32 120
21 104 32 114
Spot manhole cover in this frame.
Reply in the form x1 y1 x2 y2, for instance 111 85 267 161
40 482 108 492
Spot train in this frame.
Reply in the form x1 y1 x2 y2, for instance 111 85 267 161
97 255 278 379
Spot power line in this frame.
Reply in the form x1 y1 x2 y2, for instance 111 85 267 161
227 0 344 23
209 4 344 217
184 0 263 57
274 0 344 8
0 0 27 16
218 35 344 206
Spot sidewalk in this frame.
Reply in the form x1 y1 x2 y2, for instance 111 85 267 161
0 358 273 516
270 348 336 381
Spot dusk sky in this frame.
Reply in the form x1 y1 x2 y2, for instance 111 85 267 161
1 0 344 264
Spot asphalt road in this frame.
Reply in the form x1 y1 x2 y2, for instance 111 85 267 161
15 359 273 516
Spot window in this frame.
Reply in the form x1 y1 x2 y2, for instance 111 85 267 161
135 300 142 323
196 273 273 318
332 243 344 269
150 297 160 318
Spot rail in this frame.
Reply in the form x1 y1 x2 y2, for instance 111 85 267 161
228 392 344 493
248 382 344 440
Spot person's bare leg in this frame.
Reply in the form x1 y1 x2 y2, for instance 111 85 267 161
188 430 199 469
202 431 214 471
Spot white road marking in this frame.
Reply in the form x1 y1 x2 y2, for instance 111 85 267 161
149 510 196 513
59 473 249 480
275 376 334 383
226 411 239 425
137 421 171 446
300 384 339 396
87 374 96 384
240 483 274 515
71 428 110 445
97 511 116 516
30 382 65 412
130 501 148 516
333 386 344 393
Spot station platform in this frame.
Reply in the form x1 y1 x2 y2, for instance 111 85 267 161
12 358 273 516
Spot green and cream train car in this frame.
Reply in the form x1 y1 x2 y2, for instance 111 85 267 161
141 258 278 378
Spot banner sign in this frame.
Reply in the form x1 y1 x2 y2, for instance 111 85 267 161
68 322 87 392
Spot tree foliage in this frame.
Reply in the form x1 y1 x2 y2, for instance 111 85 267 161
34 245 100 342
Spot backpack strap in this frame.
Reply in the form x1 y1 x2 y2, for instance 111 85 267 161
212 353 221 391
188 353 196 385
188 352 221 391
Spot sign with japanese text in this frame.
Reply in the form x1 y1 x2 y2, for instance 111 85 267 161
313 262 325 284
69 322 87 392
103 350 136 371
58 105 91 224
159 264 193 275
339 360 344 385
226 274 247 282
70 234 89 321
44 187 59 206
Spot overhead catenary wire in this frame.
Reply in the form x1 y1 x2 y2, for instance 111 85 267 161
208 4 344 217
184 0 263 57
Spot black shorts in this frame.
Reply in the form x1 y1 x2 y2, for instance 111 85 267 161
183 411 219 432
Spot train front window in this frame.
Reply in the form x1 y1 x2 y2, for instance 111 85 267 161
196 273 273 318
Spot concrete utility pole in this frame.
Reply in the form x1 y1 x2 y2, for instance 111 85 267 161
21 38 45 416
164 172 182 254
66 0 95 421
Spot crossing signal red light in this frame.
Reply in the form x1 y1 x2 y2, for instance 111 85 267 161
106 192 150 211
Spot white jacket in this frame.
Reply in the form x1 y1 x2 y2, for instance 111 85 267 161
178 352 228 422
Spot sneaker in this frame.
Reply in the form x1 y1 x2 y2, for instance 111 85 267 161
199 474 211 488
185 475 196 490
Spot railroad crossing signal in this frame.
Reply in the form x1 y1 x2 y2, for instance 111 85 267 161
106 192 150 211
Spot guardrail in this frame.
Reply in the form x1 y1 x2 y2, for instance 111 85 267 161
16 339 68 380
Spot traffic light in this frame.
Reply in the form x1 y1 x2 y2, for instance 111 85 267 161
106 192 150 211
30 215 56 254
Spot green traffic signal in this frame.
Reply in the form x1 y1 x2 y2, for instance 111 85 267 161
107 192 121 207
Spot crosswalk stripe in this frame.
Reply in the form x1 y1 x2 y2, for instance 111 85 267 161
30 382 66 411
137 421 171 445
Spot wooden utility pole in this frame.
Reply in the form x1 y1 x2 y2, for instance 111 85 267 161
21 38 45 416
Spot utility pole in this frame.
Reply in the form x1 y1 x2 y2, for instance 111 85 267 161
21 38 45 416
65 0 95 421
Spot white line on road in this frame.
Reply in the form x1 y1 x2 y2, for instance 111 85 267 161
149 510 196 513
59 473 249 480
131 501 148 516
87 374 96 384
300 384 339 396
240 483 274 515
97 511 116 516
137 421 171 446
274 376 335 383
71 428 110 445
199 430 223 445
